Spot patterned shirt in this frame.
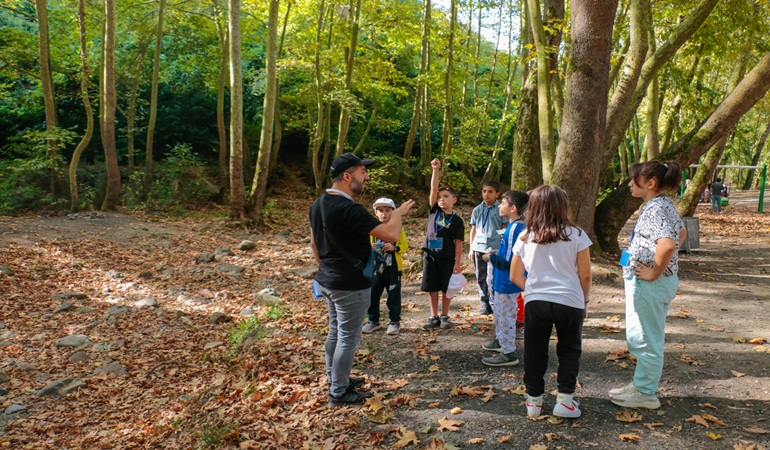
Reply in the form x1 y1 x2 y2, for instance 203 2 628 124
623 196 685 278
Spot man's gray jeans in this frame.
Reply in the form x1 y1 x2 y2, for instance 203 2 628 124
320 284 369 397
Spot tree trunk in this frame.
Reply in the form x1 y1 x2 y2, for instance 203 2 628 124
247 0 278 224
125 39 151 174
642 73 660 160
34 0 58 197
269 2 291 174
143 0 166 191
512 70 542 190
743 121 770 190
213 0 229 197
551 0 617 239
660 43 703 151
596 51 770 252
310 0 328 194
352 105 377 154
402 0 431 189
545 0 564 135
69 0 94 212
334 0 362 157
440 0 457 162
228 0 245 220
101 0 120 210
527 0 555 183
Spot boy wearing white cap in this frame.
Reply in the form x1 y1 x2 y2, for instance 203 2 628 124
363 198 409 335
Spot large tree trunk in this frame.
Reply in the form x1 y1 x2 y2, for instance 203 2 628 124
310 0 328 194
334 0 362 157
596 51 770 252
402 0 431 189
34 0 58 197
512 70 542 190
440 0 457 162
69 0 94 212
228 0 245 219
247 0 278 224
269 3 291 174
143 0 166 191
743 121 770 190
101 0 120 210
551 0 617 239
213 0 229 198
527 0 555 183
660 43 703 151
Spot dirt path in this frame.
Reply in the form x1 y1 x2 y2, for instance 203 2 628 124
0 197 769 449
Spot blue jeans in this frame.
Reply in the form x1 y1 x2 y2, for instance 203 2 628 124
711 194 722 212
624 273 678 395
320 284 369 397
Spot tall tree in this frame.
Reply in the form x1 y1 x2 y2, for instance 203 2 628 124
552 0 618 235
144 0 167 191
228 0 244 219
743 121 770 190
213 0 229 195
440 0 458 162
101 0 120 210
69 0 94 212
527 0 555 183
334 0 362 156
34 0 58 197
248 0 278 223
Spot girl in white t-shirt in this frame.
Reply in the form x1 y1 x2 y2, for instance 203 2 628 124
510 185 592 419
610 160 685 410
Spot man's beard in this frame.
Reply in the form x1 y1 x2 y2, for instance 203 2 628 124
350 178 365 195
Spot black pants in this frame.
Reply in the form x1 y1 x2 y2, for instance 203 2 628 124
368 264 401 324
524 300 584 396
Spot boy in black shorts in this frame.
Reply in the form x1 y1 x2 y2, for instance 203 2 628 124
421 158 464 329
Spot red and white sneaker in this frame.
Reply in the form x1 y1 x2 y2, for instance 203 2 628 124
525 394 543 418
552 392 581 418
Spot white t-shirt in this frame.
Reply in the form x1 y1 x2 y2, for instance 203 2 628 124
512 226 592 309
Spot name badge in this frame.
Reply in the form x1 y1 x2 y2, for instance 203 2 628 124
428 238 443 250
475 235 487 244
619 249 631 266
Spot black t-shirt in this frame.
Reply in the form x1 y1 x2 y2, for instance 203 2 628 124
421 203 465 260
310 193 382 290
711 182 725 196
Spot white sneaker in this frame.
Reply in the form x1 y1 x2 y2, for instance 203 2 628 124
609 382 636 398
552 393 581 418
386 322 400 335
525 394 543 418
610 386 661 409
362 322 381 333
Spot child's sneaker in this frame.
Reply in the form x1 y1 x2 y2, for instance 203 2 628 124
552 393 581 418
482 352 519 367
439 315 452 329
608 382 635 398
610 386 661 409
386 322 400 335
525 394 543 418
422 316 440 329
362 322 381 333
481 338 502 352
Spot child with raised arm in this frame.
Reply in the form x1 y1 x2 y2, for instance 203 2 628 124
481 190 529 367
610 161 686 410
469 181 507 315
363 198 408 335
510 185 592 419
421 158 464 330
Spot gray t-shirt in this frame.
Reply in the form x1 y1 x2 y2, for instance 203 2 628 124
470 201 507 253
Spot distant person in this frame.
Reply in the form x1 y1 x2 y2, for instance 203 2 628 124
481 190 529 367
710 177 726 213
363 198 408 335
611 160 686 410
469 180 507 315
510 185 592 419
309 152 414 406
421 158 464 330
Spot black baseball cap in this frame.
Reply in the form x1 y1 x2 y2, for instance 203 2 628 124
330 152 375 178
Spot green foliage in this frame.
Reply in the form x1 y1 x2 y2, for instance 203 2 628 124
228 316 265 346
198 420 238 450
363 153 411 197
265 302 286 321
0 127 76 214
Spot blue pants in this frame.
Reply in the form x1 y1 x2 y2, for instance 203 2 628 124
711 194 722 212
320 285 369 397
624 273 678 395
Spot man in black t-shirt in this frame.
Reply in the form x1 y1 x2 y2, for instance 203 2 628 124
309 152 414 407
710 177 725 213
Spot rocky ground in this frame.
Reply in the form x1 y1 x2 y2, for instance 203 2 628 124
0 189 768 449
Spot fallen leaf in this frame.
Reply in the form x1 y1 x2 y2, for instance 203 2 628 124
706 432 722 440
743 426 770 434
616 411 643 423
383 378 410 390
708 327 726 332
366 408 393 424
731 370 745 378
428 402 440 408
687 415 710 428
506 385 526 395
389 394 418 408
702 413 727 426
393 428 419 448
365 395 386 413
528 445 547 450
606 315 621 322
547 416 563 425
676 311 689 319
429 364 440 372
467 438 484 444
482 388 496 403
698 403 717 409
450 407 463 415
497 436 511 443
450 385 486 397
733 337 749 343
618 433 640 442
544 433 559 442
644 422 664 431
437 417 463 432
749 337 767 345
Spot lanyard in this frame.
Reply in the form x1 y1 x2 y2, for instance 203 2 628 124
434 211 454 234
